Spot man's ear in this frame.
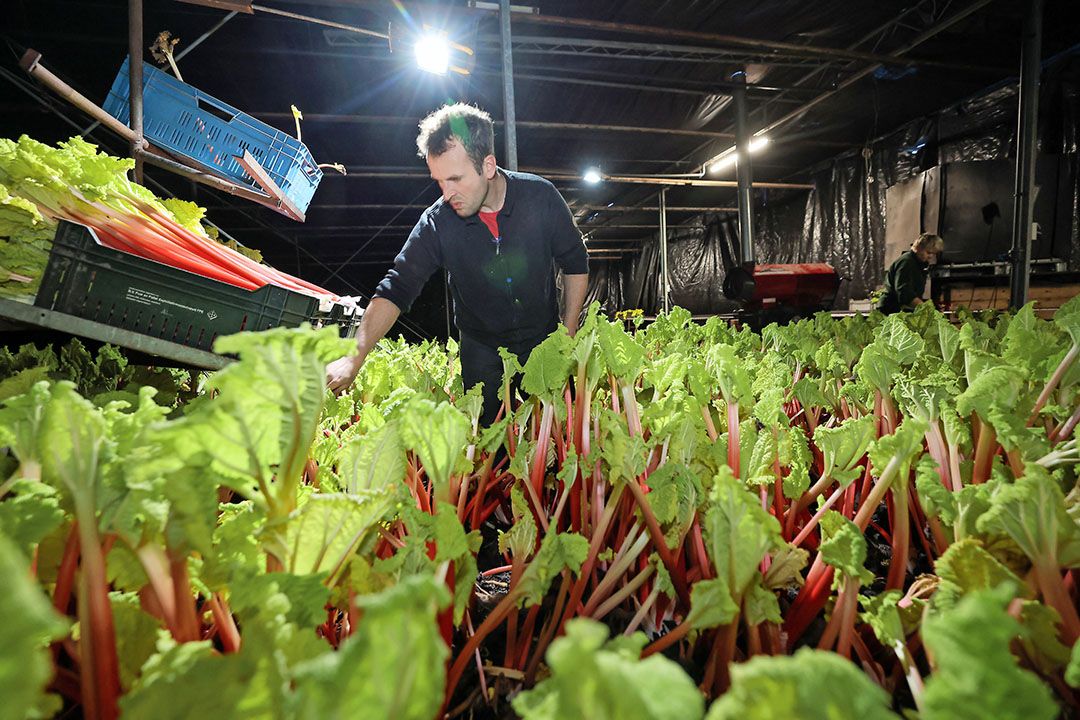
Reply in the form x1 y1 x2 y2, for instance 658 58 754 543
483 154 497 179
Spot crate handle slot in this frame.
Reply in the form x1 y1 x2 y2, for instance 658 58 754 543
196 96 237 124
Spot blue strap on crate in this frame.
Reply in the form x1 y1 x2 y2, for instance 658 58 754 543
102 56 322 214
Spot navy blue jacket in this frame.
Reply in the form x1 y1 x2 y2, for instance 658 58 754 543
374 170 589 348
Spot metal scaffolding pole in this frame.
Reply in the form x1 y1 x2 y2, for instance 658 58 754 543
1009 0 1044 310
499 0 519 170
128 0 144 182
731 70 755 265
659 188 670 313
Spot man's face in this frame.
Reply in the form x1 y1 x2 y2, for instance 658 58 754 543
915 247 940 264
427 141 497 217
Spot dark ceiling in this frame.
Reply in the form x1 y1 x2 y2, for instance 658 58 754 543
3 0 1079 338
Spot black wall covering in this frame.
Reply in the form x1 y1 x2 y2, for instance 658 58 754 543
612 51 1080 314
746 52 1080 309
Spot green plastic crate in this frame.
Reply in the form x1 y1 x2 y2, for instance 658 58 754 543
35 221 331 351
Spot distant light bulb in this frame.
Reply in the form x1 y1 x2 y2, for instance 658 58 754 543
583 168 602 184
415 33 450 75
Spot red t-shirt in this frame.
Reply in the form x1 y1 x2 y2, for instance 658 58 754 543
479 211 500 239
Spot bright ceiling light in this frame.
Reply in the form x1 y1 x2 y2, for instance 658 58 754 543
414 33 450 75
583 168 603 184
705 134 770 175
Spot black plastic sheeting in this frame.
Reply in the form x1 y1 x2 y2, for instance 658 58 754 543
606 51 1080 314
624 220 742 314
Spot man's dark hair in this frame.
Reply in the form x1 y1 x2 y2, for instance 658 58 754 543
416 103 495 173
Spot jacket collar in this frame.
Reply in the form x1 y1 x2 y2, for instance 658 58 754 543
462 168 514 224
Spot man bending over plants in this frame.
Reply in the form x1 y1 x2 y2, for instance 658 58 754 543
325 103 589 423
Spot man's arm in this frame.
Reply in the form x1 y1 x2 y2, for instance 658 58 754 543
561 273 589 336
325 297 401 393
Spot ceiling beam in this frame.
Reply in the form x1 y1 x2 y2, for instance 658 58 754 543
256 112 735 140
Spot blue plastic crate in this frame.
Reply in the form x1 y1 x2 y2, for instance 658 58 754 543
102 56 322 214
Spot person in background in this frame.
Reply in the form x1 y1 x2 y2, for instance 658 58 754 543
325 103 590 424
877 233 944 314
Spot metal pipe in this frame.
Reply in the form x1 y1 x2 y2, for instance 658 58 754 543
731 70 755 265
176 10 240 60
499 0 518 170
129 0 144 182
254 112 736 140
249 4 389 39
548 174 814 190
511 12 992 72
1009 0 1044 310
659 188 670 313
18 50 145 145
755 0 997 144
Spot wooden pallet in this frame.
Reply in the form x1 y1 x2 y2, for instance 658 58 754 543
944 283 1080 317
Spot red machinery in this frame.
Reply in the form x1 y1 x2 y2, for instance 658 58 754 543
723 263 841 317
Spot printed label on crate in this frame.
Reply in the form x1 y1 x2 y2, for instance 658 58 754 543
126 286 209 316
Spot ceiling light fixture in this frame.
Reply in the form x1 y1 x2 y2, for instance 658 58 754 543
414 32 451 75
583 168 603 184
705 134 770 175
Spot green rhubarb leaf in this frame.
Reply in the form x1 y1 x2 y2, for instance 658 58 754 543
643 352 689 398
781 426 812 500
792 378 830 412
686 577 740 630
819 516 872 584
517 531 589 608
1018 600 1073 675
921 587 1057 720
0 532 69 720
0 380 51 476
955 363 1027 421
499 486 538 557
814 415 875 486
0 479 64 558
399 397 470 499
705 647 899 720
521 327 575 398
703 466 781 599
976 463 1080 569
338 421 405 494
512 619 705 720
292 575 449 720
854 343 900 394
230 570 331 630
761 544 808 590
705 343 753 406
597 408 648 485
119 639 276 719
596 317 645 378
860 590 906 650
743 582 781 625
932 537 1022 611
281 491 396 583
110 591 164 690
937 315 962 365
1067 639 1080 688
868 418 929 485
915 455 956 525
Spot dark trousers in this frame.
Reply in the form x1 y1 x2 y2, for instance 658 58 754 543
460 333 543 426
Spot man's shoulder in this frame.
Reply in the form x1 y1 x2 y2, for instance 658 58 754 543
505 169 560 196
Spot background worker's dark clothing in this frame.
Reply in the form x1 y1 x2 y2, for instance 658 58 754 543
877 250 929 313
374 169 588 423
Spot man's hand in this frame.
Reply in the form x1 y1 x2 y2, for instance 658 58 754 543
325 354 362 395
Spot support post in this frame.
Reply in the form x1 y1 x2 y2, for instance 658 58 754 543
731 69 755 266
129 0 144 182
659 187 670 313
499 0 519 170
1009 0 1044 310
